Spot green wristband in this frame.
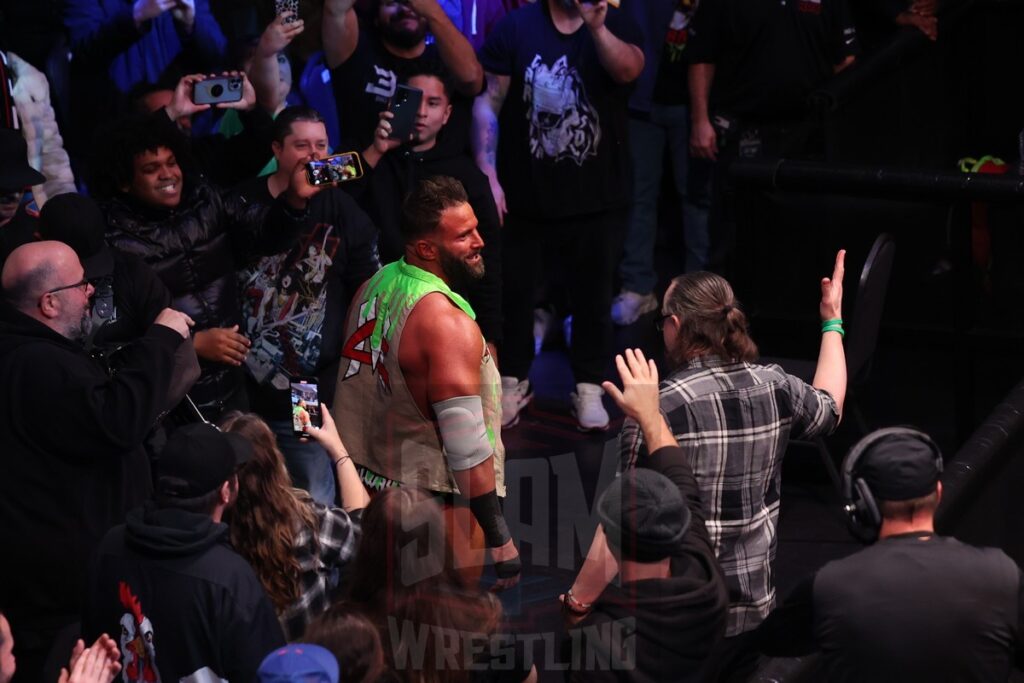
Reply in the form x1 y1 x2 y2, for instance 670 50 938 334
821 318 843 329
821 325 845 338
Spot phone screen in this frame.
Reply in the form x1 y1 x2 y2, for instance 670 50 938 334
306 152 364 186
290 379 322 436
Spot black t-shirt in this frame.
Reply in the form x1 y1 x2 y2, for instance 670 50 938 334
478 2 643 219
329 23 473 153
688 0 859 119
759 533 1024 682
652 0 699 106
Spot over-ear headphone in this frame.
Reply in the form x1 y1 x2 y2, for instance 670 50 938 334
841 427 943 543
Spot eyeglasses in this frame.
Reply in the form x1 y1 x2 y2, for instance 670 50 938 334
654 313 673 332
45 278 91 296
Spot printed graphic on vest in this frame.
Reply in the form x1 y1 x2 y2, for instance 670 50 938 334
524 55 600 166
366 64 398 101
241 223 340 386
118 582 160 683
340 294 393 393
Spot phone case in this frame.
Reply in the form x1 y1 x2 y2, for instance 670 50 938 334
275 0 300 22
388 86 423 141
193 77 244 105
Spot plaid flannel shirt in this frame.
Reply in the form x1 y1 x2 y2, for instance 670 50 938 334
280 501 361 640
619 356 838 637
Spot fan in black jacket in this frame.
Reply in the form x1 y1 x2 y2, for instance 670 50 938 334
94 112 316 421
564 349 728 682
0 241 192 682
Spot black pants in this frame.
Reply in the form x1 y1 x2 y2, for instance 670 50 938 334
500 209 626 385
708 115 814 276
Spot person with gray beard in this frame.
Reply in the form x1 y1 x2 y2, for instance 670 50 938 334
0 240 193 683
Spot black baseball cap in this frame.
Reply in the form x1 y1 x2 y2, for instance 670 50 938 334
156 423 253 499
597 468 690 562
37 193 115 280
858 433 941 502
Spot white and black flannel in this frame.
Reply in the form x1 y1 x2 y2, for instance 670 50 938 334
619 356 838 637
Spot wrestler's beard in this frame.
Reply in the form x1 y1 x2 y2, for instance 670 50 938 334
438 248 485 292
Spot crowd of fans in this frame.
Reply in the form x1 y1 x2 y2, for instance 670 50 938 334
4 0 1019 682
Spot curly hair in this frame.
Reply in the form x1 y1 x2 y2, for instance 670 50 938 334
664 271 759 368
347 488 503 683
88 112 194 199
219 412 319 613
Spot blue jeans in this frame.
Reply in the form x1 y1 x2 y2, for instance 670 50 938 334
621 104 712 294
268 419 337 505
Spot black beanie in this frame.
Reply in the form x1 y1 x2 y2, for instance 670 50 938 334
597 468 689 563
38 192 114 280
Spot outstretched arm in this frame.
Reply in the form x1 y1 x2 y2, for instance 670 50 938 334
409 0 484 95
575 0 644 84
813 250 847 419
322 0 360 69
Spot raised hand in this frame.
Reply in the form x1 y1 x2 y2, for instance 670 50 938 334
213 71 257 111
133 0 177 25
601 348 660 424
166 73 211 121
574 0 608 30
257 12 306 58
373 110 406 154
171 0 196 30
819 249 845 322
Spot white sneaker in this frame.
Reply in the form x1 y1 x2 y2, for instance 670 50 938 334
501 376 533 428
571 382 609 431
611 291 659 326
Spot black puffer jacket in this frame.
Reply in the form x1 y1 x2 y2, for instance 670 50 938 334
103 178 304 416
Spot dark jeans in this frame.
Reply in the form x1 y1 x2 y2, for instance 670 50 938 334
623 105 712 293
500 209 627 385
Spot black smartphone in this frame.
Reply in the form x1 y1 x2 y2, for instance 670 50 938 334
275 0 300 22
305 152 365 186
388 85 423 141
290 378 322 437
193 76 244 105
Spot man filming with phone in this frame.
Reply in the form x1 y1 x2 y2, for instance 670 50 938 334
321 0 484 154
230 105 380 506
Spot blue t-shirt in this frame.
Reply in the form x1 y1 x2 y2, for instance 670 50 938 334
478 1 642 219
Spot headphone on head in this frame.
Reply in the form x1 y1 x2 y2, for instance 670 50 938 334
841 426 943 543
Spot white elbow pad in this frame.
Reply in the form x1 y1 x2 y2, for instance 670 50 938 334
433 395 492 471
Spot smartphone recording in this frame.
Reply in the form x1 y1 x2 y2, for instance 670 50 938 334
305 152 365 187
290 378 322 437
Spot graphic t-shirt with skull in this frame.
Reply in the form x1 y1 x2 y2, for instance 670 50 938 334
479 1 642 219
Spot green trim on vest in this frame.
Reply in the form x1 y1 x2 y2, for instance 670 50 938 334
363 259 476 350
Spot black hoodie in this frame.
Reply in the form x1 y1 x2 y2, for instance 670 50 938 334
82 502 285 683
569 446 729 682
358 138 504 343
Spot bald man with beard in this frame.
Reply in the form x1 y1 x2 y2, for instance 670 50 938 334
0 241 193 681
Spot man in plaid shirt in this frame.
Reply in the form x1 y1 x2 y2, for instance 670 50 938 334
568 251 847 681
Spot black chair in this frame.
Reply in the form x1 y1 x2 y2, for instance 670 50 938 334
766 233 896 492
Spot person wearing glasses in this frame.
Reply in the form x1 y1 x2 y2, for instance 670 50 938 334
0 240 194 682
565 251 847 682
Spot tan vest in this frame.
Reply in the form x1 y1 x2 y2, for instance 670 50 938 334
333 260 505 496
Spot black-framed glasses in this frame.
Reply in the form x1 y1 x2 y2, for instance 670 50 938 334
45 278 90 295
654 313 672 332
